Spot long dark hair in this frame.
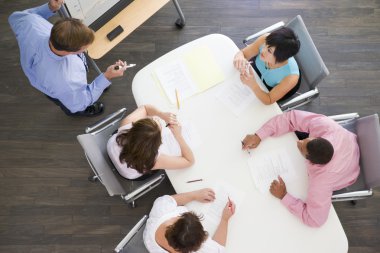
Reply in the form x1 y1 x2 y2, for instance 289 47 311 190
116 118 162 174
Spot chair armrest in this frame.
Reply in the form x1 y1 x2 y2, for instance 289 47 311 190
114 215 148 252
243 21 285 45
328 113 359 122
86 108 127 134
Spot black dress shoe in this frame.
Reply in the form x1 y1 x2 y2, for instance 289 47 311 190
76 102 104 117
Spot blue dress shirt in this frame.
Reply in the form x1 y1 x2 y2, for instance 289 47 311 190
8 4 111 113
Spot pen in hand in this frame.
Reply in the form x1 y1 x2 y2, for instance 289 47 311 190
228 196 232 210
114 63 136 70
241 140 251 154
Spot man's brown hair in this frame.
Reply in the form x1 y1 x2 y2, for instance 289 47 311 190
50 18 94 52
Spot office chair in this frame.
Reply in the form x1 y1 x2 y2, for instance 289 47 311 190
330 113 380 203
243 15 329 111
114 215 149 253
77 108 165 208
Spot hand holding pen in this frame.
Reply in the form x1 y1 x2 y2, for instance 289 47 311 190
241 141 251 154
222 197 236 221
113 59 137 70
163 112 178 127
104 60 130 80
233 50 248 73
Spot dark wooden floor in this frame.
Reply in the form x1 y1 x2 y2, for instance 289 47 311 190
1 0 379 252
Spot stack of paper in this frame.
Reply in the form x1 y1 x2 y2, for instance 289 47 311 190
154 46 225 104
200 182 245 235
216 78 256 116
247 149 296 193
160 120 202 156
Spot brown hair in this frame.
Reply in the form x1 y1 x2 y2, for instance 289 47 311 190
116 118 162 174
50 18 94 52
165 212 208 253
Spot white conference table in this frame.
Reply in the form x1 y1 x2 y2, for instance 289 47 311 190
132 34 348 253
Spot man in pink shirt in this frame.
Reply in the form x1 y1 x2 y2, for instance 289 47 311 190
242 110 360 227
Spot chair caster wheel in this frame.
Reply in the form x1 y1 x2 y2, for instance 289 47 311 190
350 200 357 205
88 176 98 182
129 201 136 208
175 18 185 29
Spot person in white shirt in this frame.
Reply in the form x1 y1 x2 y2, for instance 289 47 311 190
143 188 235 253
107 105 194 180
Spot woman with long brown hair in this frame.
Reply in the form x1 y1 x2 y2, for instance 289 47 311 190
107 105 194 180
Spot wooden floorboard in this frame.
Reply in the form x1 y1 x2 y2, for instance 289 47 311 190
0 0 379 252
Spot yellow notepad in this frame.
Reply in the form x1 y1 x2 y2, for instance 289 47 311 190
182 46 225 92
153 45 225 104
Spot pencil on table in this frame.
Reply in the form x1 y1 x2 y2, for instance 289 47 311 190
175 89 180 110
186 179 202 183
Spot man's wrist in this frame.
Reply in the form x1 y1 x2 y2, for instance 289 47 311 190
103 72 112 81
280 191 287 200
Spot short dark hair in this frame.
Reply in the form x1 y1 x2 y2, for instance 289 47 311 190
306 138 334 165
116 118 162 174
165 212 208 253
265 27 300 63
50 18 94 52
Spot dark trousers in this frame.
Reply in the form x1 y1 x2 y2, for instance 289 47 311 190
46 95 79 116
251 56 301 102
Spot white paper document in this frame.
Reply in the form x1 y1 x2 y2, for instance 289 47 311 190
248 149 296 193
216 81 256 116
201 182 245 235
160 121 201 156
154 60 198 104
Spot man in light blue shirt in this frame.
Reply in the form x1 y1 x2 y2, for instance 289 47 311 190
8 0 128 116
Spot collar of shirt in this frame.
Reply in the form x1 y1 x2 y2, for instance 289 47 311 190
43 37 66 61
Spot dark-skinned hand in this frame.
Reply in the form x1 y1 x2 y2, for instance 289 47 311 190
270 176 287 199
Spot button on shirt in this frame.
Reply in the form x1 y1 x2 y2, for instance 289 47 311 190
8 4 111 113
256 110 360 227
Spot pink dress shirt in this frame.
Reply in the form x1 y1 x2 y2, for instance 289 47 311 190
256 110 360 227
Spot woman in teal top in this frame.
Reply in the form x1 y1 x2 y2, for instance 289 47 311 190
233 27 301 104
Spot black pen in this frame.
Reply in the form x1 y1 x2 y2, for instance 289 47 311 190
241 140 251 154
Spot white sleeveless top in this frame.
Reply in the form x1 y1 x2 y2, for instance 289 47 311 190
143 195 226 253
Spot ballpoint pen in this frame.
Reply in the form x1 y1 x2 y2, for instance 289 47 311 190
114 63 136 70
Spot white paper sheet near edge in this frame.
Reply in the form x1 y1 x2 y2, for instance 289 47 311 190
247 149 296 194
154 60 198 104
216 78 256 117
160 120 202 156
199 181 246 235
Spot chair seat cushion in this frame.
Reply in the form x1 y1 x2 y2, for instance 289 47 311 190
333 167 366 196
